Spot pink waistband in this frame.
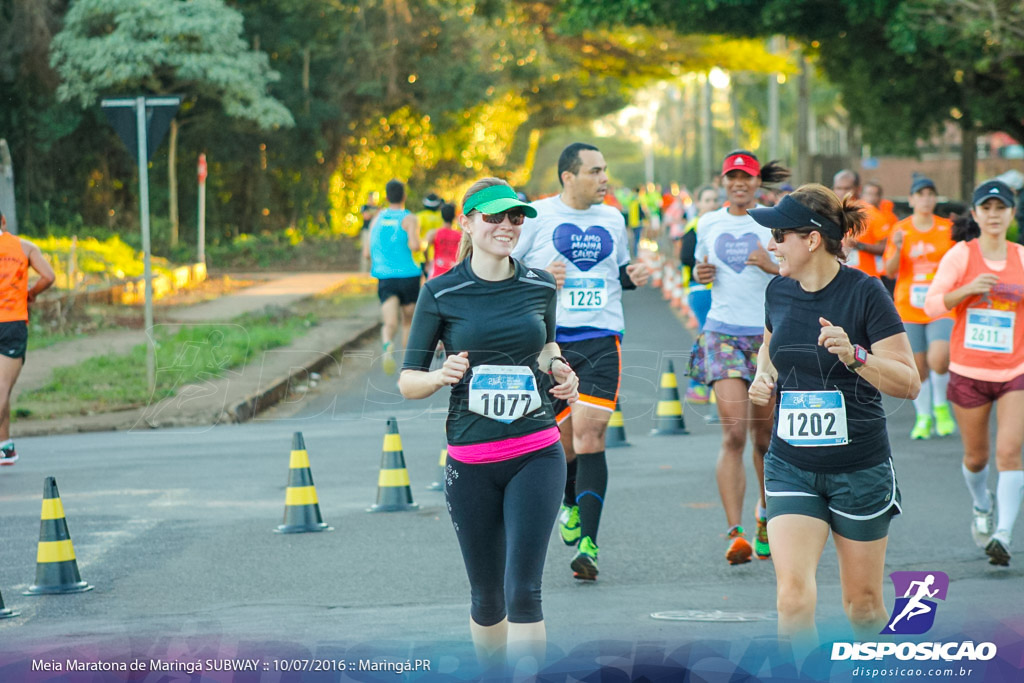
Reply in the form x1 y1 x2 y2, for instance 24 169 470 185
447 426 561 464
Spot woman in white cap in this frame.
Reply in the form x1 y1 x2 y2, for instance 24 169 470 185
747 183 919 652
924 179 1024 566
399 178 579 673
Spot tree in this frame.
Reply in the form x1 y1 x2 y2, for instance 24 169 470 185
554 0 1024 195
50 0 294 245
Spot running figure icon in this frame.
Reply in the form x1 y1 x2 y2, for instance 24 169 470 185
887 574 939 631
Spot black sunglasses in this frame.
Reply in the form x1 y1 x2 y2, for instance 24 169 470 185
771 228 807 242
473 209 527 226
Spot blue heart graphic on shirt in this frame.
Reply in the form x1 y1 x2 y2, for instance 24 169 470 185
715 232 762 273
553 224 613 271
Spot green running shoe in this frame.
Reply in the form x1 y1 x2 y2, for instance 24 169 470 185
558 504 581 546
910 414 933 440
933 403 956 436
755 515 771 560
381 341 397 375
571 536 599 580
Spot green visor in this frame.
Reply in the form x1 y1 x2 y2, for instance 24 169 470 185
462 184 537 218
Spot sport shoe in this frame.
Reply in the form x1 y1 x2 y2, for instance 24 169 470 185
985 533 1011 566
755 515 771 560
685 384 710 404
381 342 397 375
0 445 17 466
910 414 933 440
971 492 995 548
558 504 581 546
571 536 599 580
933 404 956 437
726 526 752 565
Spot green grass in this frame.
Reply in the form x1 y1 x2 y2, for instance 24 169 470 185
15 308 318 420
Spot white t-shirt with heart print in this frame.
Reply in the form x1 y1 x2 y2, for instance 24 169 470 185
513 195 631 339
694 205 777 336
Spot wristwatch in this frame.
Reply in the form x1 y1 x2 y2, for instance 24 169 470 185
547 356 570 375
845 344 869 370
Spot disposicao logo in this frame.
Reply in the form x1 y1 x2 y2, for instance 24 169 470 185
831 570 998 662
882 571 948 635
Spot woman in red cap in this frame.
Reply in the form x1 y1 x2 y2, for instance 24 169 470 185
690 150 789 565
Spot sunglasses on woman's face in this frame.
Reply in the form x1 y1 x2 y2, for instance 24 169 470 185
771 228 799 242
477 209 526 226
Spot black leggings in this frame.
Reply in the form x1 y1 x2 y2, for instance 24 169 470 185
445 442 565 626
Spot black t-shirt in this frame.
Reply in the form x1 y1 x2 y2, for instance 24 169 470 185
402 258 558 446
765 266 906 473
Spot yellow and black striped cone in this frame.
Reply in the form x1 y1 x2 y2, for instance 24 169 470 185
606 400 631 448
427 439 447 491
275 432 332 533
24 477 94 595
651 360 688 435
369 417 419 512
0 586 19 618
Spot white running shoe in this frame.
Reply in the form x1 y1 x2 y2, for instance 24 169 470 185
971 492 995 548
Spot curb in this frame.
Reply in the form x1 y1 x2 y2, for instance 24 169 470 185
223 321 381 423
15 319 381 437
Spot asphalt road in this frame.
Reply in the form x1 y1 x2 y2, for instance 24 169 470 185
1 285 1021 682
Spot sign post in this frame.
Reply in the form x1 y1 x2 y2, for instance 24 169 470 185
100 95 182 395
197 153 207 264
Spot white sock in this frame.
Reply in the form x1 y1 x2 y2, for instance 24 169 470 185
995 470 1024 539
962 463 991 511
930 371 950 408
913 377 933 416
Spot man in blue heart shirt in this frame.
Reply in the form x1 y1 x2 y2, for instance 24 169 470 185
513 142 649 581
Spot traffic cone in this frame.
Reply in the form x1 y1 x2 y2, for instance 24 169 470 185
427 439 447 491
369 417 419 512
24 477 93 595
0 587 18 618
662 265 674 300
275 432 332 533
651 360 688 435
606 400 630 448
651 262 663 290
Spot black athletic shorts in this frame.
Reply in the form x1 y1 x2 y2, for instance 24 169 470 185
764 452 901 542
377 275 421 305
551 335 621 423
0 321 28 360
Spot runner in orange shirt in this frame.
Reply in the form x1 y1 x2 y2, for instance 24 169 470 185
863 180 900 295
0 209 56 465
884 177 956 440
832 170 891 279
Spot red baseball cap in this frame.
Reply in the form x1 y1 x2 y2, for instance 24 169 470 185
722 153 760 177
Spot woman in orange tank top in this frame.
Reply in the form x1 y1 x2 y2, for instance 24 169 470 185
924 180 1024 567
883 177 956 441
0 209 56 466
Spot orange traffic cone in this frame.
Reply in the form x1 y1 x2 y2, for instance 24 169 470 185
369 417 419 512
24 477 94 595
0 586 18 618
606 400 630 449
427 439 447 491
651 360 688 435
275 432 332 533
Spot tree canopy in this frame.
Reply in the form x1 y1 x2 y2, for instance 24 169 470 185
556 0 1024 192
